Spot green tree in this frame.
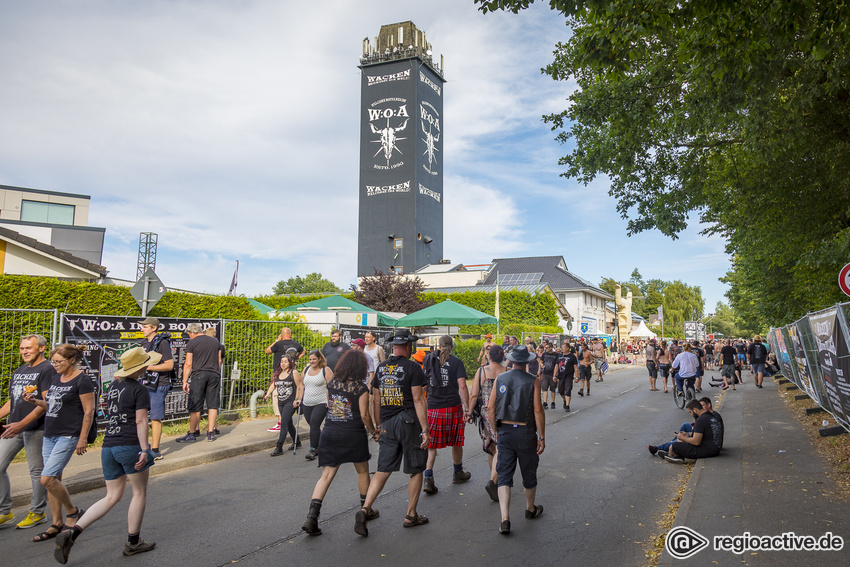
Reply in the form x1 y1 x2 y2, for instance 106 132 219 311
476 0 850 328
272 273 341 295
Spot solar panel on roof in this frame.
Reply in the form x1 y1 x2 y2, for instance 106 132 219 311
497 272 543 285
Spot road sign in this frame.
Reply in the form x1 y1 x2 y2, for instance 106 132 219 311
840 262 850 297
130 269 166 316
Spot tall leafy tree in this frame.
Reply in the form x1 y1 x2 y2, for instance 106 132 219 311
273 273 341 295
476 0 850 327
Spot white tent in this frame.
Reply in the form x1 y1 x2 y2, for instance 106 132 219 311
631 320 657 339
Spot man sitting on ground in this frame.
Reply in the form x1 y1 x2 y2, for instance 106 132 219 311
661 399 724 464
648 397 722 458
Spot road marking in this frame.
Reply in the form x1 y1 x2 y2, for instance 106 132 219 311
621 386 637 395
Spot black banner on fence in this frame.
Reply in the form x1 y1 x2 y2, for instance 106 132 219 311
61 315 221 423
808 309 850 429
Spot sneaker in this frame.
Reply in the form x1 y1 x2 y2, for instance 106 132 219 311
577 389 584 397
175 432 196 443
565 405 570 412
123 539 156 556
647 445 658 456
54 529 75 564
0 513 14 529
15 511 46 529
485 480 499 502
563 401 568 410
452 470 471 484
304 448 318 461
152 450 163 461
207 432 217 442
423 475 438 494
524 504 543 519
657 450 668 458
664 455 685 464
268 422 281 432
213 428 221 435
586 390 590 397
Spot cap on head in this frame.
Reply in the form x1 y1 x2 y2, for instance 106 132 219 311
351 338 366 348
140 317 160 327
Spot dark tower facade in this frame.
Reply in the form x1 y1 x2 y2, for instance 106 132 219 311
357 21 445 277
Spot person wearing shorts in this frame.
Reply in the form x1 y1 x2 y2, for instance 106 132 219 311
23 344 94 543
538 342 560 409
488 345 545 534
577 345 594 397
177 323 222 443
54 347 159 563
355 330 429 536
139 317 174 461
556 344 577 412
645 339 659 391
422 335 471 494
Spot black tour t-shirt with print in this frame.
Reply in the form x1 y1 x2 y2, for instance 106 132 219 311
271 339 304 369
8 360 54 432
43 372 96 438
694 411 724 455
325 378 368 430
748 342 767 364
426 356 467 410
371 355 426 422
274 372 297 405
557 353 578 380
540 351 559 377
103 379 151 448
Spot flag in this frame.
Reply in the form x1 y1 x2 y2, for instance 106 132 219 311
494 271 500 319
228 260 239 296
657 305 663 322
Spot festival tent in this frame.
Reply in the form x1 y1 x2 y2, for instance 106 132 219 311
391 300 498 327
631 320 657 339
278 294 399 327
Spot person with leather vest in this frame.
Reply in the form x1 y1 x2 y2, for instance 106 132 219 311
487 345 545 535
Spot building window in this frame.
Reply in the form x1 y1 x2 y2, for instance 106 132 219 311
393 238 403 249
20 200 75 225
391 265 403 275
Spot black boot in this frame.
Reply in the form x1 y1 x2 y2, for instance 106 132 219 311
302 499 322 535
270 443 284 457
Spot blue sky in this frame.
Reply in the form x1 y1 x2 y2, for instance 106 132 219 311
0 1 730 313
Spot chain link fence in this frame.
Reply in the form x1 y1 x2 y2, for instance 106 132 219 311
0 309 58 403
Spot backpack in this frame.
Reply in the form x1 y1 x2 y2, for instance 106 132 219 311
140 332 172 389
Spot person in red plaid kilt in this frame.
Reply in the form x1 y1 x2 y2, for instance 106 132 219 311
421 335 471 494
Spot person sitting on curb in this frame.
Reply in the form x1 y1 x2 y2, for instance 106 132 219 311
648 397 722 458
661 399 724 464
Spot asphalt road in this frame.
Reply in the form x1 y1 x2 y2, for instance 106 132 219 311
5 365 696 567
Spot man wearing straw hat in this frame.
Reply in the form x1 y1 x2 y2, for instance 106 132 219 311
488 344 545 535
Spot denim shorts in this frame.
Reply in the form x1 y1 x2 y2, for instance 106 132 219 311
148 384 171 420
41 436 79 478
101 445 156 480
751 363 765 375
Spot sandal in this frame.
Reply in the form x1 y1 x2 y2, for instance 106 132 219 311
32 524 64 543
403 513 429 528
66 507 85 524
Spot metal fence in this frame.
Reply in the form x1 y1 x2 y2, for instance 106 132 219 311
0 309 58 402
0 311 398 421
769 301 850 432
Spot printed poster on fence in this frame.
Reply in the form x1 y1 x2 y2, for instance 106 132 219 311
773 328 795 383
808 308 850 429
60 314 221 424
789 322 820 406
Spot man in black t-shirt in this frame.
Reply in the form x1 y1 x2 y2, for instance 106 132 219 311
139 317 174 461
747 335 768 388
556 343 578 412
265 327 305 370
538 342 560 409
0 335 52 529
321 329 350 371
719 339 738 389
355 330 429 537
665 399 724 463
177 323 223 443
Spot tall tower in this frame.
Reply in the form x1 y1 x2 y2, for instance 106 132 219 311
357 21 445 277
